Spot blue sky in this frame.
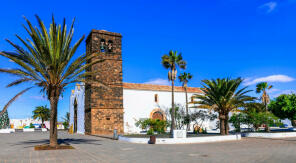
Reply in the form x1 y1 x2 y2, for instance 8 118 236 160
0 0 296 121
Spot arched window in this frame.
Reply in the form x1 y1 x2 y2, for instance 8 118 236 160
100 39 106 52
154 94 158 103
107 40 113 52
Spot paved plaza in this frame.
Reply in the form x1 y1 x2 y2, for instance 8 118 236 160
1 131 296 163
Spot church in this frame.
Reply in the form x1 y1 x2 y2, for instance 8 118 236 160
69 30 212 135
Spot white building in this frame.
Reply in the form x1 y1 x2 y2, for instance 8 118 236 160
70 83 217 134
10 118 50 129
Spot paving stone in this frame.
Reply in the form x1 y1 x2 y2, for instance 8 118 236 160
1 131 296 162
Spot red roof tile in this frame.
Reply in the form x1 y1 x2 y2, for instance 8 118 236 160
123 83 203 93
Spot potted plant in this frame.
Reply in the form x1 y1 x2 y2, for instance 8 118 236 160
148 128 156 144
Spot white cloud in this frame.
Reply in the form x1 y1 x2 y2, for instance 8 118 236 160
243 75 294 86
144 78 170 85
267 88 280 93
259 2 277 13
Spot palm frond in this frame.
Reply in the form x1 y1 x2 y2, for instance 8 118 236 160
0 87 33 116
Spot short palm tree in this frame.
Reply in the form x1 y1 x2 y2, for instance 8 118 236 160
32 105 50 128
0 15 101 147
178 72 192 130
193 78 254 135
256 82 273 112
161 50 186 133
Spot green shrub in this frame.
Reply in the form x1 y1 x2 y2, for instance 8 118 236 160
63 121 69 130
147 128 154 135
202 128 207 134
229 113 248 132
135 118 168 134
29 123 35 128
248 111 282 130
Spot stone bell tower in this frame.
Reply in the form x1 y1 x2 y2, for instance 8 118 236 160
85 30 124 135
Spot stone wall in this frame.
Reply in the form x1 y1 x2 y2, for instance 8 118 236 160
85 30 124 135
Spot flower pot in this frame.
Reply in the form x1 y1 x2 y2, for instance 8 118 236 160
149 135 156 144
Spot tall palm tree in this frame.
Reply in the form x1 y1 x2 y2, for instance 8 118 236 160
256 82 273 112
32 105 50 128
0 15 101 147
256 82 273 132
193 78 254 135
178 72 192 130
161 50 186 133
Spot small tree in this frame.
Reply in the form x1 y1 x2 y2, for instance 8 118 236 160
247 111 282 131
190 110 217 133
269 94 296 127
32 105 50 128
229 113 247 132
62 112 70 130
0 110 10 129
165 104 187 130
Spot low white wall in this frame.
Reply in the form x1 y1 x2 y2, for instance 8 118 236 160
118 134 241 144
23 128 34 132
0 129 15 133
242 132 296 138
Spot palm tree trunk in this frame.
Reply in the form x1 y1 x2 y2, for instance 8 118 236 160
219 114 225 135
49 90 59 147
225 114 229 135
185 87 190 131
264 96 270 132
171 80 175 134
42 119 44 128
265 100 268 112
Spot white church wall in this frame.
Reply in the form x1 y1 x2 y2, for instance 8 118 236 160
123 89 217 134
69 84 85 134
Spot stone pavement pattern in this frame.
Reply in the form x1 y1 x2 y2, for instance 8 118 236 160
1 131 296 163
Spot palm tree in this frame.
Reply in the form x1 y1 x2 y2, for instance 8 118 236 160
256 82 273 112
193 78 254 135
178 72 193 131
32 105 50 128
0 15 101 147
161 50 186 133
62 112 70 129
256 82 273 132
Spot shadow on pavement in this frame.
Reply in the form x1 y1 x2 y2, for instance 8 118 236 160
9 138 102 148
